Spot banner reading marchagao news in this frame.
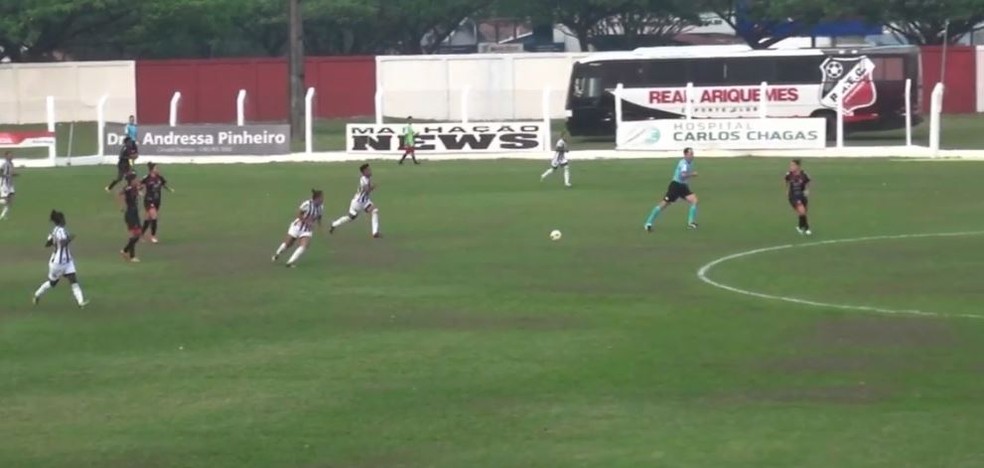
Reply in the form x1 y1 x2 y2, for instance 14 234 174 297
104 124 291 156
346 122 548 153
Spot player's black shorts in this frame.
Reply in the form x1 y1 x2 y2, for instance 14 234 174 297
144 198 161 211
789 195 808 208
116 164 131 178
124 209 141 230
663 181 693 203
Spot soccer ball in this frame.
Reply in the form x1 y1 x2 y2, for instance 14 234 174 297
550 230 562 241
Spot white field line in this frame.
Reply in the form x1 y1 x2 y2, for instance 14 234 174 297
696 231 984 320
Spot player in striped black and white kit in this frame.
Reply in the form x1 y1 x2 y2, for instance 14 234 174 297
539 133 572 187
272 189 325 268
329 163 380 238
1 151 16 220
33 210 89 307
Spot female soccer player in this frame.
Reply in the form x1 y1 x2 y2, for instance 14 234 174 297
1 151 16 220
141 162 174 243
399 116 419 165
785 159 812 235
33 210 88 308
118 173 142 262
540 132 572 187
272 189 325 268
644 147 699 231
329 164 380 238
106 138 138 192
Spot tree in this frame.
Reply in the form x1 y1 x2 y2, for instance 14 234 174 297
866 0 984 45
592 0 703 49
0 0 135 61
700 0 865 49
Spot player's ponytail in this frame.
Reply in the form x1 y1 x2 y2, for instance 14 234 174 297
311 189 323 199
49 210 65 225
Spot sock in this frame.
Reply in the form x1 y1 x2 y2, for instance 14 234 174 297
151 220 158 236
71 283 85 305
0 205 8 219
331 216 351 228
688 204 698 224
399 153 407 164
34 281 53 299
371 210 380 235
645 205 662 226
286 246 306 265
107 178 121 190
142 220 151 234
563 166 571 185
275 243 288 257
124 237 138 257
412 153 418 163
540 168 553 180
799 215 809 230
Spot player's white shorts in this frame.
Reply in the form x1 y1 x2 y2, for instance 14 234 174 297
0 184 13 198
550 154 569 169
287 220 314 239
348 198 375 217
47 260 76 281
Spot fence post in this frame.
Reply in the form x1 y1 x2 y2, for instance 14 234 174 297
759 81 768 118
541 86 552 150
461 86 470 123
45 96 55 162
96 95 109 157
929 82 945 155
169 92 182 127
904 78 913 147
374 88 384 125
685 82 694 120
836 92 845 149
236 89 247 126
304 87 315 154
615 83 624 134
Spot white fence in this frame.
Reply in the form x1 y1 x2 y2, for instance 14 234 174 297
376 53 588 122
0 61 136 124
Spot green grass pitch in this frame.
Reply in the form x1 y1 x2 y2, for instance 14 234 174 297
2 158 984 467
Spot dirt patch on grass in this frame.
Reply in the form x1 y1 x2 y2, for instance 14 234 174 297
760 354 917 374
800 316 958 349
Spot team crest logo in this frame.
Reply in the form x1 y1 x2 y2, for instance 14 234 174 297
820 56 877 115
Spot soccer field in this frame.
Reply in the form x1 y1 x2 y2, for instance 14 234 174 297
2 158 984 467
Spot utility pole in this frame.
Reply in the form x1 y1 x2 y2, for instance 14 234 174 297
288 0 305 141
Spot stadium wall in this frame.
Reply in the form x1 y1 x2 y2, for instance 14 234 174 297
134 57 375 124
375 53 589 121
0 61 136 124
919 46 978 114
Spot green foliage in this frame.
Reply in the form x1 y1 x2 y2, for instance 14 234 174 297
1 0 982 60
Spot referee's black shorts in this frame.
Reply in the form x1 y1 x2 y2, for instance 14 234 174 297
663 181 693 203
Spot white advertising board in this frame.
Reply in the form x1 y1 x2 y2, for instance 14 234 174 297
347 122 548 153
617 118 827 151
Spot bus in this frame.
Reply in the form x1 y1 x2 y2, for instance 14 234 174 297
565 44 921 137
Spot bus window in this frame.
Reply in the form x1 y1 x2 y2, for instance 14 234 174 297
647 59 688 86
691 60 726 85
873 57 904 81
723 58 775 85
775 56 824 84
572 63 605 99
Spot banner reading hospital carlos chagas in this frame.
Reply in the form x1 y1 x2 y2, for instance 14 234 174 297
347 122 548 153
617 118 827 151
104 124 290 156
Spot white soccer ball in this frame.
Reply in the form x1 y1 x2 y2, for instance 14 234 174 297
550 229 562 241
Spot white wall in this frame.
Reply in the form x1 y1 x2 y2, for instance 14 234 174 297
0 61 136 124
377 53 589 121
978 46 984 112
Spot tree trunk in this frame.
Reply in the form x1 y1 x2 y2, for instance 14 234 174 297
288 0 305 141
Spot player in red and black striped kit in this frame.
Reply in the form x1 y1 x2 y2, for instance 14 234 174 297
118 173 143 262
140 162 173 244
784 159 812 236
106 138 138 192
